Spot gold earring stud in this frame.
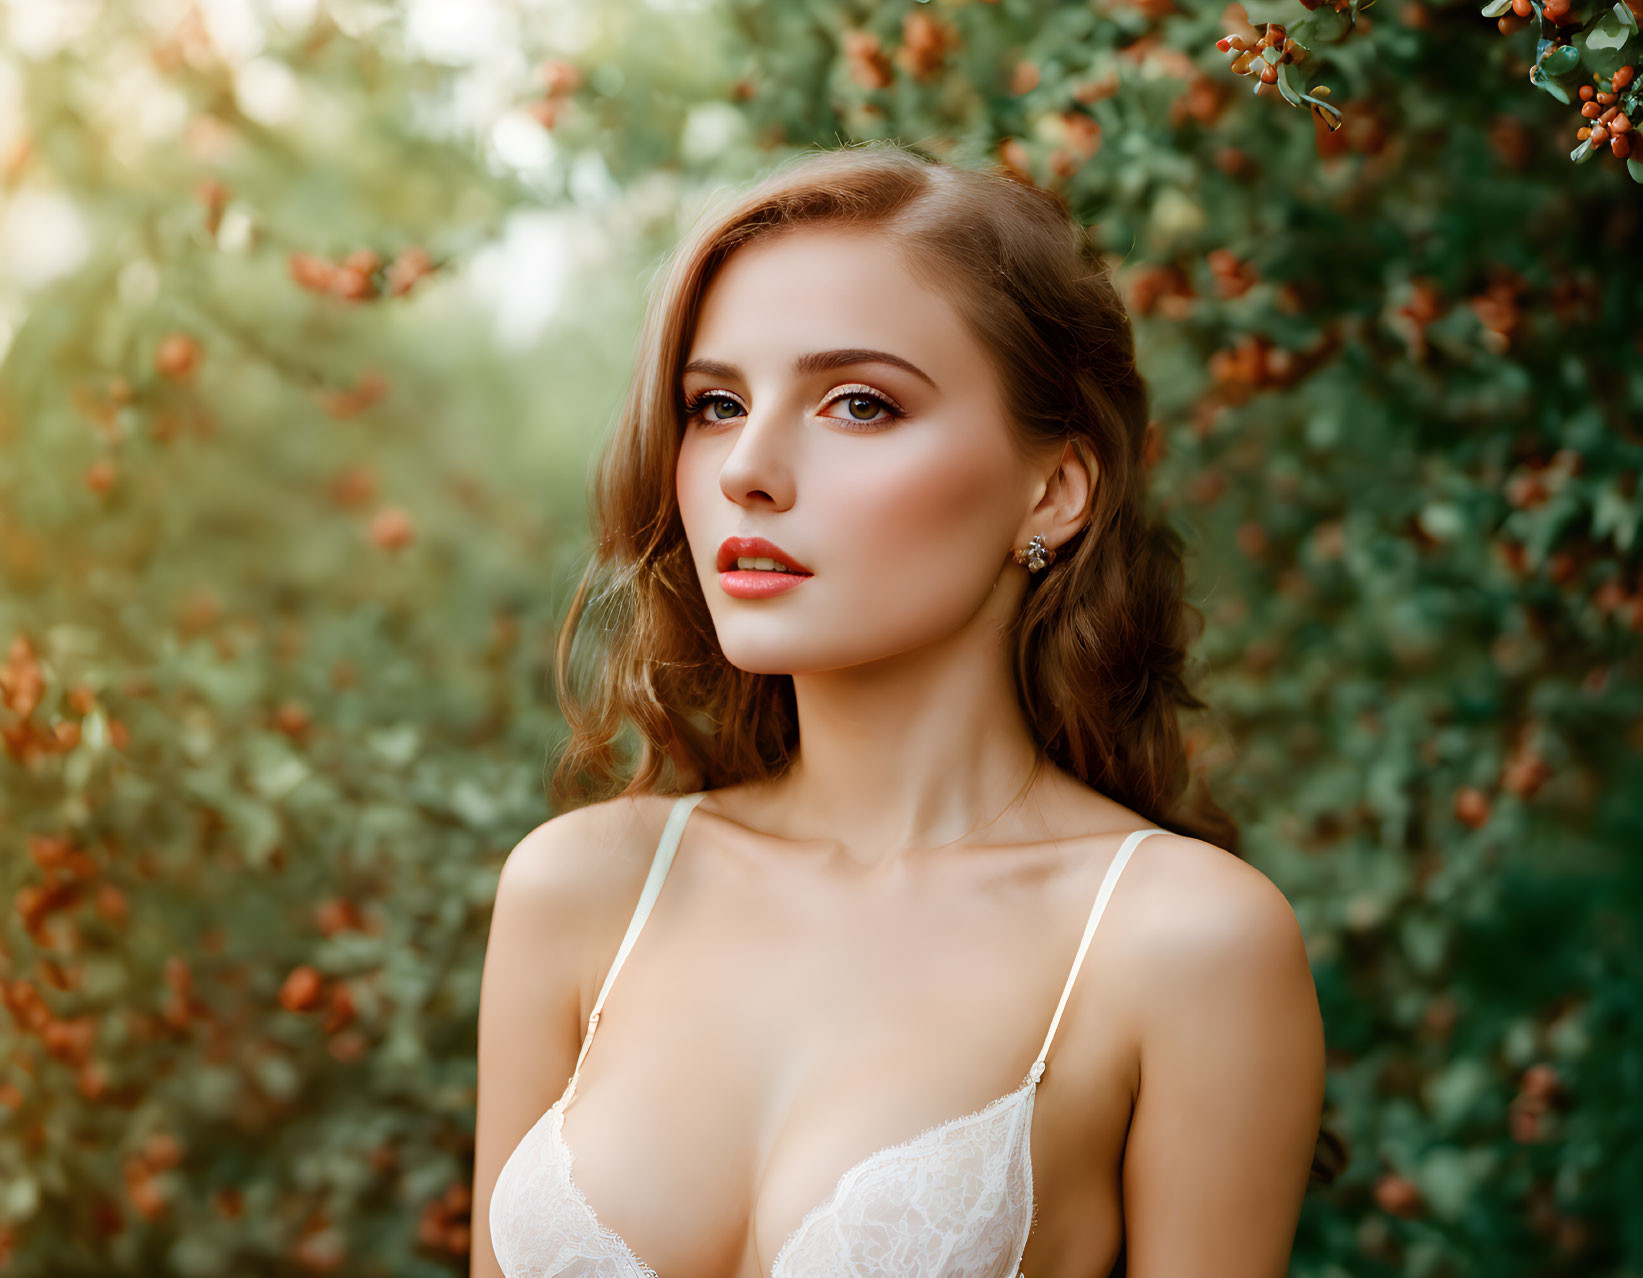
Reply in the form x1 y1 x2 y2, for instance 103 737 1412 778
1011 534 1055 573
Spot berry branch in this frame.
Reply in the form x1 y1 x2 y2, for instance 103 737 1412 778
1484 0 1643 179
1216 0 1375 131
1221 0 1643 180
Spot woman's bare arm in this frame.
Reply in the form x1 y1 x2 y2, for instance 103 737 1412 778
1120 842 1327 1278
470 803 632 1278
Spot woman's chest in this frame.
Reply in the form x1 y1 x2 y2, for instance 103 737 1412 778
548 884 1139 1277
542 1065 1129 1278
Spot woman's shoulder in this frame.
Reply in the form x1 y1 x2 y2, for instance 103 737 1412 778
496 791 686 929
1107 825 1314 1028
1046 772 1291 945
1110 822 1298 947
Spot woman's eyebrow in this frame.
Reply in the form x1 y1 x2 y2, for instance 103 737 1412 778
679 348 939 391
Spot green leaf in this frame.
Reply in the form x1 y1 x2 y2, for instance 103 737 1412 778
1538 74 1573 103
1241 0 1298 22
1540 43 1580 75
1294 5 1352 42
0 1176 40 1220
1425 1059 1492 1126
1629 154 1643 181
1481 0 1513 14
367 722 422 767
1276 59 1306 107
449 776 504 827
1587 11 1631 50
1416 1146 1494 1223
1580 38 1634 76
1591 483 1640 552
1571 137 1595 161
246 738 312 802
225 797 282 868
1616 0 1640 30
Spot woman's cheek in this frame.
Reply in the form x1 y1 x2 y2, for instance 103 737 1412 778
852 432 1008 551
675 445 717 566
816 446 1013 632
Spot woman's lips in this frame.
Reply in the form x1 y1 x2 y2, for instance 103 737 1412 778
719 567 812 599
715 535 813 598
716 535 811 574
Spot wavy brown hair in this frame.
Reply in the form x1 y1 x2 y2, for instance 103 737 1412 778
551 139 1348 1190
550 139 1237 855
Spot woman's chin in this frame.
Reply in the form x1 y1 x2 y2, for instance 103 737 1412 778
715 638 840 677
718 646 804 677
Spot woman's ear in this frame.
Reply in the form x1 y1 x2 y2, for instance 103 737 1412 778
1022 438 1096 552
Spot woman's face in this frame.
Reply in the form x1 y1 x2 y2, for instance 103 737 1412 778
675 226 1053 676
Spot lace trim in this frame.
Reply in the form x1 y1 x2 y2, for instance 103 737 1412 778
546 1099 661 1277
497 1069 1042 1278
768 1074 1039 1275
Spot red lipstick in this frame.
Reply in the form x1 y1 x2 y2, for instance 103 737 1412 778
717 535 813 599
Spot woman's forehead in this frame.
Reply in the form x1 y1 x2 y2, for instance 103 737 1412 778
686 230 983 382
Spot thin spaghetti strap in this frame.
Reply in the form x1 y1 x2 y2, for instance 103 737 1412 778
562 791 708 1107
1024 826 1166 1086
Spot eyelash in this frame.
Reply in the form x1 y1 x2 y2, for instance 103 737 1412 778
680 384 905 432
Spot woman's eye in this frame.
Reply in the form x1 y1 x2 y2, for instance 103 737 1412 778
683 393 744 424
818 389 900 428
682 385 902 430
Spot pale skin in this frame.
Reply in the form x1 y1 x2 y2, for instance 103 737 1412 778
471 227 1326 1278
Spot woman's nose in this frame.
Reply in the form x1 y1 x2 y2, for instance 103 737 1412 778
717 412 796 510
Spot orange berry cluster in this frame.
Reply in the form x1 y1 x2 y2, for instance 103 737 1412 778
844 30 894 90
315 368 390 420
418 1181 473 1258
1575 65 1636 159
287 245 435 302
153 331 200 380
900 12 961 82
1208 332 1301 391
1497 0 1579 34
277 963 364 1063
1207 247 1259 300
2 637 127 768
1215 24 1297 87
1511 1064 1568 1142
525 58 582 128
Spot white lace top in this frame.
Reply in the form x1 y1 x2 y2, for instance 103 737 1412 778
489 791 1164 1278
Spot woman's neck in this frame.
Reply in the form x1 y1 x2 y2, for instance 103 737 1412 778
756 622 1055 863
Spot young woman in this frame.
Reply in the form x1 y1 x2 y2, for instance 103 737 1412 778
472 141 1328 1278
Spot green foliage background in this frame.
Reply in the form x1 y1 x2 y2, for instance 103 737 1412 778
1 1 1640 1276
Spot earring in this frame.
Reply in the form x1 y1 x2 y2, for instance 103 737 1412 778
1011 534 1056 573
